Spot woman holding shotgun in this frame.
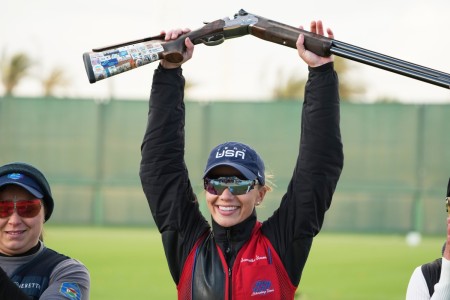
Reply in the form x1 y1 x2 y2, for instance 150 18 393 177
140 20 343 299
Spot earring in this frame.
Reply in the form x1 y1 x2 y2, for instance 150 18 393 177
256 201 261 206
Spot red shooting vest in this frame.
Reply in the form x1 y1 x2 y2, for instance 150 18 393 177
177 222 297 300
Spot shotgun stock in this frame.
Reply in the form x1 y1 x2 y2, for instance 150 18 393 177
83 9 450 89
83 18 229 84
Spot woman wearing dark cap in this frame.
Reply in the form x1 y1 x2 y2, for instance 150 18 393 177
140 21 343 299
0 162 90 299
406 178 450 299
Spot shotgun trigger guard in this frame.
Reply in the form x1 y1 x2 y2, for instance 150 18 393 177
197 34 225 46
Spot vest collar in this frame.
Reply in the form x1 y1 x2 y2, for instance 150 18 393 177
212 210 256 240
211 210 257 261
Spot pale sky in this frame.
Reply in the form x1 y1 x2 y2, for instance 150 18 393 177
2 0 449 103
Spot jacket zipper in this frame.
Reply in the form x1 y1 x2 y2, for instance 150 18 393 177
226 229 232 300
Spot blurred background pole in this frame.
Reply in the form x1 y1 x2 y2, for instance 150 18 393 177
93 79 116 225
412 105 426 233
93 100 108 225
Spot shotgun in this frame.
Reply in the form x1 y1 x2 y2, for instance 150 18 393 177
82 9 450 89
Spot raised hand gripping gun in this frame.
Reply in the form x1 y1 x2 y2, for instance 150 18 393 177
83 9 450 88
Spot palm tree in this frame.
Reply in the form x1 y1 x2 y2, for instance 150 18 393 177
271 68 307 101
41 67 70 97
0 51 33 96
271 57 366 102
183 79 196 100
333 57 366 101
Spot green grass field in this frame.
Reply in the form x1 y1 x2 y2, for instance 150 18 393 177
44 226 444 299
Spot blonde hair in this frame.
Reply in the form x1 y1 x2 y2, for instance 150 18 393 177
260 172 275 193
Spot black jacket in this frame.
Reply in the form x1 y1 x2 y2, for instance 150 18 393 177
140 62 343 288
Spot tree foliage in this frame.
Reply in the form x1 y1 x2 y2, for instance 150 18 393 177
271 68 307 101
271 57 366 102
0 51 33 96
41 67 70 97
1 50 71 98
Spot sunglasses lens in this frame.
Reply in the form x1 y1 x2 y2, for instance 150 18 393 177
0 202 14 218
204 177 255 195
16 200 42 218
204 182 219 195
0 200 41 218
228 185 251 195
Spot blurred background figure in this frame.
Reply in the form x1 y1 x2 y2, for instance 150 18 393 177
406 178 450 299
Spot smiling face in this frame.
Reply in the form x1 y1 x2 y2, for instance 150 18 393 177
0 185 44 256
205 166 266 228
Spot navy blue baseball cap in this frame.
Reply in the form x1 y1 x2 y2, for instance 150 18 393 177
203 141 265 185
0 162 54 221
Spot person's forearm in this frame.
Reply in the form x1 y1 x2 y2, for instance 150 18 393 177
301 62 343 177
140 65 185 169
140 65 188 231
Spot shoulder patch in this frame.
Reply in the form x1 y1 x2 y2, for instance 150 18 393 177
59 282 82 300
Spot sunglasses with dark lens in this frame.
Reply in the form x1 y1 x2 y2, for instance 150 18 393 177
0 199 42 219
204 176 257 195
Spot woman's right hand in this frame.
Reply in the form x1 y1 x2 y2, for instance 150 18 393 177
160 28 194 69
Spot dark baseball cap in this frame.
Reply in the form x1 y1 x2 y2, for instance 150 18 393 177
203 141 265 185
0 162 54 221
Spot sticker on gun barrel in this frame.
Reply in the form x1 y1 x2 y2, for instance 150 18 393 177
87 42 164 81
